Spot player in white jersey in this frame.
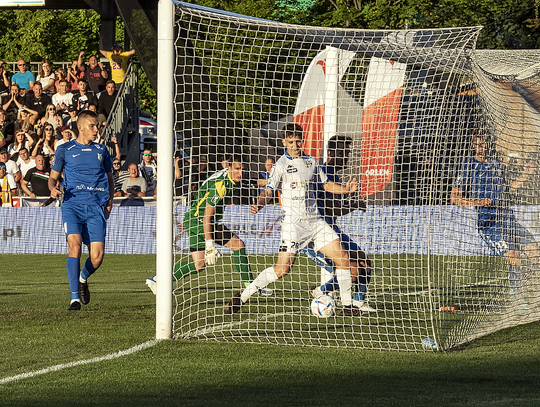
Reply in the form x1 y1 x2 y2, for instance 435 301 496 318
224 123 361 315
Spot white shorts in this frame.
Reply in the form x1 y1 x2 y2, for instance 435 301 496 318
279 216 339 253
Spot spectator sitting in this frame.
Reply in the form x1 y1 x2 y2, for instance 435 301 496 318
14 105 39 134
0 161 17 206
32 123 56 158
2 83 26 123
67 59 85 91
8 129 35 158
119 162 147 198
0 146 21 187
55 126 75 149
11 59 35 95
87 102 97 113
16 147 35 178
0 61 11 97
71 78 95 111
54 68 67 93
64 105 79 135
139 149 157 197
36 60 56 96
0 109 13 147
112 157 129 196
51 79 73 117
99 38 135 88
25 82 52 119
78 51 108 94
39 103 59 130
97 80 117 125
21 154 50 198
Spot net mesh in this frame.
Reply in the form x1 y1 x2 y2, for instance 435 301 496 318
169 1 540 351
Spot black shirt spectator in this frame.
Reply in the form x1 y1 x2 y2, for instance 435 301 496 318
25 83 52 118
97 80 117 123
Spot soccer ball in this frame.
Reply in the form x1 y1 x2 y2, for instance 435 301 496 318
311 294 336 318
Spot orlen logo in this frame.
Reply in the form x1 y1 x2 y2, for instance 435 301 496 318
364 169 390 177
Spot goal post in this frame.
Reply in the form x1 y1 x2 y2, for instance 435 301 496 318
155 0 175 339
159 1 540 350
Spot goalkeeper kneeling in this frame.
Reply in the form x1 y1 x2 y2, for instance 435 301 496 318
146 155 271 296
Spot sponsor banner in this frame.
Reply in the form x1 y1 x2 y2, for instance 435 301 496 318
2 205 540 256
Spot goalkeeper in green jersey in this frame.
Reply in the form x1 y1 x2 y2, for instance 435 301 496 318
146 155 271 295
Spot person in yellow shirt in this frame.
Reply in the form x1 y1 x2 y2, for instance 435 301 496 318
99 39 135 88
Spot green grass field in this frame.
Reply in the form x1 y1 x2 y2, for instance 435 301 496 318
1 254 540 406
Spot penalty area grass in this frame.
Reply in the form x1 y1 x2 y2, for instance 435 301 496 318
1 254 540 407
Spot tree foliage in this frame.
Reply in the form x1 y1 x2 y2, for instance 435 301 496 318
188 0 540 49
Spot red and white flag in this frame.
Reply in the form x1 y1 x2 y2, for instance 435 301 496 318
361 57 406 197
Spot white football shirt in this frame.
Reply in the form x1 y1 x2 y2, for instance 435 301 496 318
266 151 327 220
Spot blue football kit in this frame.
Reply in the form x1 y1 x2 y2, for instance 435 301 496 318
453 156 534 256
52 140 113 244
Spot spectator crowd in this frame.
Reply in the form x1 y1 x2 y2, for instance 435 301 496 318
0 41 139 206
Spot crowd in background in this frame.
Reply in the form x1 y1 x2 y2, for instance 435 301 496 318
0 41 138 206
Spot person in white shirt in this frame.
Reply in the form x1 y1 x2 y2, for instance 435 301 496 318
16 147 35 178
224 123 361 316
51 79 73 116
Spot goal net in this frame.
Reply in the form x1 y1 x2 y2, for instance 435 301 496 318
168 1 540 351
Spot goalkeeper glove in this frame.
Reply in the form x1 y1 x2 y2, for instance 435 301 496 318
205 240 221 265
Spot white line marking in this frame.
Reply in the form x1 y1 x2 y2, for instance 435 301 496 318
0 339 159 385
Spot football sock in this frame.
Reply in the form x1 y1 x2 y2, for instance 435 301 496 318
173 261 198 280
80 258 97 282
66 257 80 301
320 265 333 286
241 266 278 303
233 247 253 283
335 268 353 306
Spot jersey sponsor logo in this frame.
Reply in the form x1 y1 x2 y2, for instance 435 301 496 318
286 165 298 173
290 181 308 189
82 148 92 151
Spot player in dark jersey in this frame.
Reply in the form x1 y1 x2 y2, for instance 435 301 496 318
299 135 375 312
451 131 538 311
145 155 271 295
49 110 114 311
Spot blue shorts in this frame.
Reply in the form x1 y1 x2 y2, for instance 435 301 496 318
479 218 534 256
62 203 107 245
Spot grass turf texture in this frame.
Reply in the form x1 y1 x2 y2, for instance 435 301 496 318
1 254 539 407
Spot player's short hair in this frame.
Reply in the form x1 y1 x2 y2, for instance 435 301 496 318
281 123 303 139
77 109 98 125
328 135 353 151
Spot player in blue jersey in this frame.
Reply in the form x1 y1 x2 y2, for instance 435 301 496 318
300 135 375 312
48 110 114 311
451 130 538 311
